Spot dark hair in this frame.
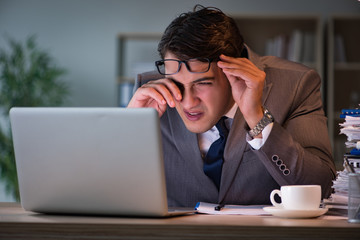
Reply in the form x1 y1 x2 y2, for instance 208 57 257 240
158 5 244 60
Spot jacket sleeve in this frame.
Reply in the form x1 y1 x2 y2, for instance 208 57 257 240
253 69 336 199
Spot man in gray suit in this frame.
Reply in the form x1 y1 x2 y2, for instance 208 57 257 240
128 6 336 207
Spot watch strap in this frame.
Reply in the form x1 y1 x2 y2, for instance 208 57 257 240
248 107 274 137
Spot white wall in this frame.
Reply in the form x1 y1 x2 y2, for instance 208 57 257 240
0 0 359 201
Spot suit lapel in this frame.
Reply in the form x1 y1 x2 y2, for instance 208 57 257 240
168 109 203 170
218 64 273 203
218 108 247 202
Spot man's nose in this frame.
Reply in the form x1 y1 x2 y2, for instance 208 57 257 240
181 88 199 108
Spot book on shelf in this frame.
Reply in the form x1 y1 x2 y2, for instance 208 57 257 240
265 35 287 59
302 32 315 63
334 34 347 63
265 29 315 64
287 29 303 62
118 82 134 107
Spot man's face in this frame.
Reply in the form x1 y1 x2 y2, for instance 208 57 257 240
164 52 235 133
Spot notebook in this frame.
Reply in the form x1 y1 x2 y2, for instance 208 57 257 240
10 107 193 217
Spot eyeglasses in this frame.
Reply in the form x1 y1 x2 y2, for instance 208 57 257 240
155 58 216 75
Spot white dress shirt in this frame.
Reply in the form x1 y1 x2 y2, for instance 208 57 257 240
198 104 273 157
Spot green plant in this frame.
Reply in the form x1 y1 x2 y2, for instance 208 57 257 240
0 35 69 201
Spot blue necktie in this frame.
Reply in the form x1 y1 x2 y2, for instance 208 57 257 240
203 117 229 190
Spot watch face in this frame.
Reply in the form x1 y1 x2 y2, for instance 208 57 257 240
264 109 274 121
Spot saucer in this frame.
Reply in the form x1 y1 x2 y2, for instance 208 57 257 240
263 207 328 219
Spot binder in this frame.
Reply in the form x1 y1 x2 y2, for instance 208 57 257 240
340 109 360 118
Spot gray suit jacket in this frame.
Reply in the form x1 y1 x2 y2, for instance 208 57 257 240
135 48 336 207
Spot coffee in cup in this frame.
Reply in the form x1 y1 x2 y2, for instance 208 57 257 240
270 185 321 210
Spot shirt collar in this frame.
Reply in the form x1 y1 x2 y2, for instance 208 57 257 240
224 102 237 119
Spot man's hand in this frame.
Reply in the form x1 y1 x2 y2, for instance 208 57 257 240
217 54 266 131
127 78 182 117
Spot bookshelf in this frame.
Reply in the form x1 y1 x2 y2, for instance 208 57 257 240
327 15 360 169
231 15 323 79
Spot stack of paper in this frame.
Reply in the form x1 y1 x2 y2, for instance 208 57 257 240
326 107 360 208
326 168 349 209
332 170 351 199
329 160 360 204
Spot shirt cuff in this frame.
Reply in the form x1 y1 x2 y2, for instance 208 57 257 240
246 122 274 150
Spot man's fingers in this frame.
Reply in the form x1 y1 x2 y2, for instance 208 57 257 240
127 87 165 108
142 81 178 107
221 67 258 82
218 55 257 71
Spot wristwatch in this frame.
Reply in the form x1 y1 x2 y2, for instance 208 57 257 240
248 107 274 137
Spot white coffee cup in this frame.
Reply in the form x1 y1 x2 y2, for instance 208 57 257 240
270 185 321 210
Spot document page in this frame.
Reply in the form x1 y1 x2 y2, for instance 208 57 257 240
195 202 270 215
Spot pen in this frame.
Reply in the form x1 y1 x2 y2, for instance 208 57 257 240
214 204 225 211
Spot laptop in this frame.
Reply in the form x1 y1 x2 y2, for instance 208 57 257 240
10 107 193 217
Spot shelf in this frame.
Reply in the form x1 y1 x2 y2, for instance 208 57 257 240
334 62 360 71
117 33 162 107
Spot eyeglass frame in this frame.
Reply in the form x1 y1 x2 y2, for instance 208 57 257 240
155 57 219 75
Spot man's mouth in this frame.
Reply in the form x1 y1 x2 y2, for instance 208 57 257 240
184 111 203 121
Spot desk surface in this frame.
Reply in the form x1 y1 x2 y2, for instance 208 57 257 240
0 202 359 240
